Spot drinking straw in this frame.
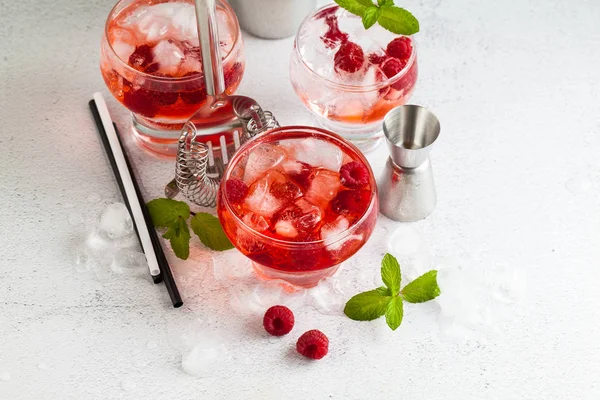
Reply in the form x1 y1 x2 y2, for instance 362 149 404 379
89 92 183 308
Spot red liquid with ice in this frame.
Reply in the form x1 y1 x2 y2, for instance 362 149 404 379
100 0 244 127
290 4 417 138
218 127 378 286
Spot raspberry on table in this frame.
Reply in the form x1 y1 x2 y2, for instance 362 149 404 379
340 162 369 188
263 305 295 336
334 41 365 74
225 179 249 205
386 36 413 60
296 329 329 359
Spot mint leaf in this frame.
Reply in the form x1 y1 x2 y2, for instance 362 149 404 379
381 253 401 295
190 212 234 251
362 6 382 29
385 296 403 330
334 0 373 17
162 216 190 259
344 289 391 321
378 0 394 6
401 270 440 303
147 198 190 228
376 286 390 296
378 5 419 35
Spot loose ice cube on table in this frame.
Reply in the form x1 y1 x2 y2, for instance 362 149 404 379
152 40 185 75
98 202 133 240
295 138 343 172
306 169 341 208
243 144 286 184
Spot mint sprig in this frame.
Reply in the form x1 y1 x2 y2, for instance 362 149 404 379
334 0 419 35
147 198 233 259
344 253 440 330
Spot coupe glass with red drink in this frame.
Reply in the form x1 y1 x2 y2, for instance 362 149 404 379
217 126 378 288
100 0 244 156
290 4 418 152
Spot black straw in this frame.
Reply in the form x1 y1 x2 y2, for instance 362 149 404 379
89 97 183 308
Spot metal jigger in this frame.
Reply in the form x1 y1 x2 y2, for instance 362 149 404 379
378 105 441 222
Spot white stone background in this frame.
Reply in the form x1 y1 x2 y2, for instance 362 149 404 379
1 0 600 398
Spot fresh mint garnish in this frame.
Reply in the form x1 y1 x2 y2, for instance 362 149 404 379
190 212 234 251
334 0 419 35
401 270 440 303
147 198 233 259
344 253 440 330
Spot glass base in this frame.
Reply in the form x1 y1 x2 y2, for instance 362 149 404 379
131 114 184 157
314 116 384 153
252 262 341 288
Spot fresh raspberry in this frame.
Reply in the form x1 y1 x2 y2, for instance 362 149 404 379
321 15 349 49
122 87 158 117
332 189 371 215
368 52 387 65
270 181 301 201
315 5 339 19
128 45 154 71
386 36 412 60
263 305 295 336
225 179 248 204
381 57 407 79
296 329 329 360
334 41 365 74
340 162 370 188
287 162 314 190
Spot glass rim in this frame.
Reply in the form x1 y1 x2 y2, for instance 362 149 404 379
103 0 242 83
293 3 417 92
221 125 378 249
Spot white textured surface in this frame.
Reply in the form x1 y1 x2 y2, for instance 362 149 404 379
1 0 600 399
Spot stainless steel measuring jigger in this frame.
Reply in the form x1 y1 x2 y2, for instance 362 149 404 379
378 105 441 222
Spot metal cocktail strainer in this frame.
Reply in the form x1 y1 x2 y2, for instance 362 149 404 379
165 0 279 207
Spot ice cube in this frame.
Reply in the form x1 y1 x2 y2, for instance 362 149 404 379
244 173 287 217
306 169 341 208
180 327 227 378
171 3 197 43
242 212 270 232
243 144 286 184
274 220 298 238
310 277 345 315
137 12 171 42
178 54 202 75
110 249 148 277
152 40 185 75
321 216 350 241
98 202 133 240
295 138 343 172
361 65 388 109
276 198 323 236
111 31 136 61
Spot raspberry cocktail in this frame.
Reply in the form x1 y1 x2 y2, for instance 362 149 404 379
217 126 378 287
100 0 244 156
290 4 418 152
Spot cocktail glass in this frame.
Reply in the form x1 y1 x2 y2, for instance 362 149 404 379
217 126 378 288
100 0 245 156
290 4 418 153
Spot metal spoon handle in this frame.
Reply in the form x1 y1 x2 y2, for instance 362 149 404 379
194 0 225 96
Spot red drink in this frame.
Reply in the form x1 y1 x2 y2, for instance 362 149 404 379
290 4 418 152
100 0 244 155
218 126 378 287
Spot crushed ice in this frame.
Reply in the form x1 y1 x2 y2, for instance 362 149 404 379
75 202 148 281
